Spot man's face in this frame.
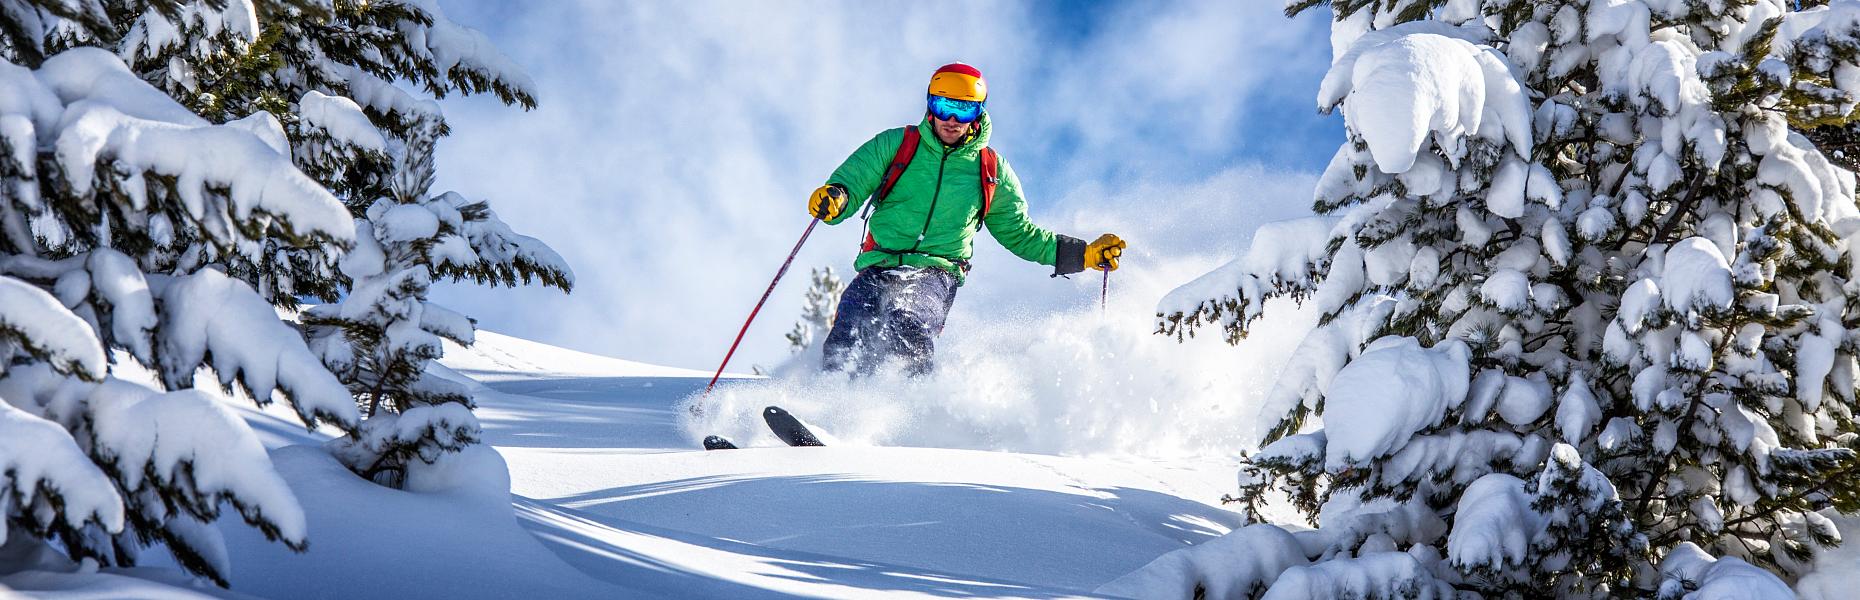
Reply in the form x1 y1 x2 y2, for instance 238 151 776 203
931 113 972 145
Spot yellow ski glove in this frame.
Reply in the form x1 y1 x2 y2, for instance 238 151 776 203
1086 233 1125 271
807 184 848 221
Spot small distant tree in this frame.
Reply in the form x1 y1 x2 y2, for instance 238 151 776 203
786 267 844 353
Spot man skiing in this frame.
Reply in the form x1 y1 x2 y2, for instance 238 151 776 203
806 63 1125 376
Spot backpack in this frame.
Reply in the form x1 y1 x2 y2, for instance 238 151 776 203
859 126 999 253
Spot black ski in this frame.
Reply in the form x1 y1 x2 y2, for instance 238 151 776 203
763 406 824 447
702 435 738 451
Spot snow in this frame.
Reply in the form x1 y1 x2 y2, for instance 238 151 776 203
1798 316 1841 412
1798 511 1860 600
1159 216 1331 328
1659 542 1794 599
298 91 388 153
1617 278 1661 334
25 48 355 250
129 325 1271 598
1320 336 1470 469
396 0 540 103
1331 32 1529 174
118 0 258 66
1555 372 1601 444
430 192 575 288
87 381 307 547
1448 474 1538 570
1541 218 1571 266
214 445 618 600
0 566 252 599
1259 551 1451 599
1363 238 1416 287
1480 268 1531 312
1321 24 1530 172
1661 238 1733 314
34 48 205 127
0 274 104 378
371 202 442 244
694 293 1310 458
1486 157 1528 218
0 400 125 544
87 248 157 362
1097 524 1306 599
157 269 358 429
1494 374 1552 426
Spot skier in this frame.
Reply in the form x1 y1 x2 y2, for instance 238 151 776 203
806 63 1125 376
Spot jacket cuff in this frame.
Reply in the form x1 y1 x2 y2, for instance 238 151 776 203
1053 234 1086 276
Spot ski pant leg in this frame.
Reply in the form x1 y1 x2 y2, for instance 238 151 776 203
876 268 959 376
821 268 887 374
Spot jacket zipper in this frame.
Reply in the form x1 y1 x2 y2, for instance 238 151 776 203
905 145 953 258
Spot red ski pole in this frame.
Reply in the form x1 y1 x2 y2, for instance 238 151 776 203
703 218 820 397
1099 262 1110 313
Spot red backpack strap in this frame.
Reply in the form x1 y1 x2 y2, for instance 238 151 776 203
976 147 998 231
874 126 921 203
861 126 921 253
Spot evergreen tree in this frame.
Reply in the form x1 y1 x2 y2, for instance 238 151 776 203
1147 0 1860 595
44 0 569 487
307 112 571 487
786 266 844 354
0 10 357 587
0 0 563 585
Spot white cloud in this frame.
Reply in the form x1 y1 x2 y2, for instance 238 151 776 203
428 0 1336 369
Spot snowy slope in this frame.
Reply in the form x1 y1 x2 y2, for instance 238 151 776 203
459 332 1249 594
134 327 1263 599
442 329 725 381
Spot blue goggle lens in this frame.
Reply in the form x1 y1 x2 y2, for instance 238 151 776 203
927 94 984 123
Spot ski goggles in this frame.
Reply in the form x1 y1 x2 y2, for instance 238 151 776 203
927 94 984 123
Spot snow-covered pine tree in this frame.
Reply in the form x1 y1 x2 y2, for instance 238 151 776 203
38 0 570 485
100 0 543 306
1143 0 1860 596
306 111 572 487
0 0 560 583
786 266 844 353
0 14 359 589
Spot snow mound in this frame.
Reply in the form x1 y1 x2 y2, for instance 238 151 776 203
1261 551 1452 599
1660 237 1733 314
1322 28 1530 174
1322 336 1470 470
217 445 617 599
1096 523 1307 599
0 274 104 377
1448 474 1538 570
1659 542 1793 599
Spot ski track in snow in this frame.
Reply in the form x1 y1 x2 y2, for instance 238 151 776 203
188 329 1261 599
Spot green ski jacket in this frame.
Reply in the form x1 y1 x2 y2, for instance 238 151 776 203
824 115 1086 283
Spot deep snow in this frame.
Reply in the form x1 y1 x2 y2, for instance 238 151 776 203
49 324 1296 599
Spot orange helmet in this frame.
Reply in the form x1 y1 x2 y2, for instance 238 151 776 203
928 63 987 102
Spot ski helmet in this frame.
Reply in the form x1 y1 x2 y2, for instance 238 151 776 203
928 63 987 102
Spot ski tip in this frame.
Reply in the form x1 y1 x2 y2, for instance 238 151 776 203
702 435 739 451
765 406 787 416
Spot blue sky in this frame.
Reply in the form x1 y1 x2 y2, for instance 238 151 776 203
427 1 1342 370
